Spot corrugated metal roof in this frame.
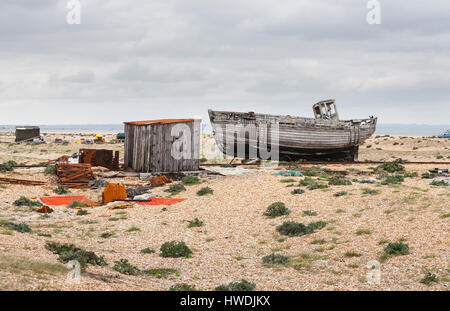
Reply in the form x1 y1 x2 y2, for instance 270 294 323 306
124 119 196 126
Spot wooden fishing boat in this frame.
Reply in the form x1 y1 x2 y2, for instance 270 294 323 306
208 99 377 162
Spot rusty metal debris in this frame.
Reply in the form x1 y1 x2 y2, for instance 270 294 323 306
36 206 54 214
79 149 119 170
429 168 450 177
55 163 95 188
0 177 46 186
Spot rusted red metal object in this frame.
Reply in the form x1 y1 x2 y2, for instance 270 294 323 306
55 163 95 188
79 149 119 170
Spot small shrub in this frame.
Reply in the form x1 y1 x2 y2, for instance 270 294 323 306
67 200 87 209
13 196 42 207
100 232 113 239
187 218 204 228
113 259 140 275
403 171 418 178
291 188 305 195
169 283 197 291
307 183 328 190
420 273 438 286
200 157 208 163
280 178 296 183
53 185 69 194
140 247 155 254
127 226 141 232
182 176 200 185
302 210 317 216
160 241 192 258
355 229 371 236
164 184 186 194
302 166 325 176
430 180 449 187
334 191 348 197
421 172 436 179
298 177 315 186
276 221 326 237
45 242 107 269
328 175 352 186
143 268 178 278
44 165 56 175
76 209 89 216
375 162 405 173
381 175 404 185
263 202 290 218
262 253 289 265
1 222 32 233
0 160 17 172
384 242 409 255
344 251 361 258
362 188 380 195
215 279 256 291
197 187 213 196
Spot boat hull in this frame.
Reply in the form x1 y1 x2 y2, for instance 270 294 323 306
208 109 377 162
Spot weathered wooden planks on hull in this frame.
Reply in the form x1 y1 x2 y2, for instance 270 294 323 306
208 100 377 162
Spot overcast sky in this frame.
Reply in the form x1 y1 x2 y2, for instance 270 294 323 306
0 0 449 125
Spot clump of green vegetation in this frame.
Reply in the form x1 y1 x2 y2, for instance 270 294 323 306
160 241 192 258
298 177 316 186
328 175 352 186
13 196 42 207
45 242 107 269
430 180 449 187
276 220 326 237
291 188 305 195
182 176 201 185
113 259 140 275
169 283 197 291
215 279 256 291
302 210 317 216
143 268 178 278
197 187 213 196
344 251 361 258
375 161 405 173
53 185 69 194
420 272 438 286
381 175 404 185
263 202 290 218
76 209 89 216
0 221 32 233
100 232 113 239
334 191 348 197
188 218 204 228
421 172 436 179
307 183 329 190
262 253 289 265
362 188 380 195
0 160 17 172
220 164 234 168
67 200 87 209
403 171 418 178
44 165 56 175
355 229 371 236
140 247 155 254
384 242 409 256
164 184 186 194
127 226 141 232
200 157 208 163
302 166 326 176
280 178 296 183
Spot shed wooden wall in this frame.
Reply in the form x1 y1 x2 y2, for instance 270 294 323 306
124 120 200 173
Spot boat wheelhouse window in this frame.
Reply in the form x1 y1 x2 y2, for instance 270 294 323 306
313 100 339 120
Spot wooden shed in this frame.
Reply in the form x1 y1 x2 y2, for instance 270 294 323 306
124 119 201 173
15 126 40 142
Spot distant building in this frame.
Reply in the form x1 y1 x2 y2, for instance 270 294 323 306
124 119 201 173
15 126 40 142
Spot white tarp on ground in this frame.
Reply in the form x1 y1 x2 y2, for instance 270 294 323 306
204 166 262 176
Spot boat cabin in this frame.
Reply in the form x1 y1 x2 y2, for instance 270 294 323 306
313 100 339 120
